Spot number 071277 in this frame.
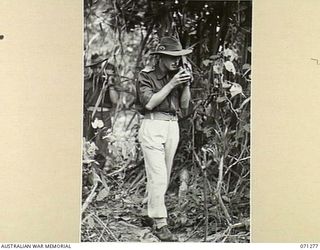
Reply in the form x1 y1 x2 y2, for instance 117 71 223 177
300 244 319 249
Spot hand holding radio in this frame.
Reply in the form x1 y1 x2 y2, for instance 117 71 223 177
169 68 192 88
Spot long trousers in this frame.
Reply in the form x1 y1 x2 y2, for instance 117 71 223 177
138 118 180 218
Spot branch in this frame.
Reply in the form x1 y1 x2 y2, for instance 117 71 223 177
92 214 119 242
81 182 98 215
224 156 250 175
216 155 232 222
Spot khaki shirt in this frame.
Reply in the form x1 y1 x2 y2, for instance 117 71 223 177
137 65 183 115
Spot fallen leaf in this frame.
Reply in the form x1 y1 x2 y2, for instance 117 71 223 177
96 187 110 201
121 216 131 221
180 216 187 225
139 231 159 242
87 216 95 229
88 169 101 185
99 210 111 217
92 169 102 184
88 232 97 239
222 195 231 203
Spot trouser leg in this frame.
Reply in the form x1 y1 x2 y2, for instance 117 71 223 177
139 120 180 219
164 121 180 187
139 120 168 218
141 143 168 217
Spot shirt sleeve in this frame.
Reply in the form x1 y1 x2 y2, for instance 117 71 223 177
138 72 155 107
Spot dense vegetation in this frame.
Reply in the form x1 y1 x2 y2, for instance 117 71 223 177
82 0 251 242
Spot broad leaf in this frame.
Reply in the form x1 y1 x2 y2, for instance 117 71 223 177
90 169 102 185
213 64 223 74
91 118 104 129
222 81 231 88
242 64 251 71
202 59 211 67
223 48 236 61
210 54 220 60
216 96 227 103
230 83 243 97
224 61 236 75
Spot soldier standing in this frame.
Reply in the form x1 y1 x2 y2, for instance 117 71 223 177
137 36 192 241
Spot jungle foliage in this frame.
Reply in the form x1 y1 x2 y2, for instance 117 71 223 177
82 0 251 242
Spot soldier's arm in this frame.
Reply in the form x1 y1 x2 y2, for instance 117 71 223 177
145 71 191 110
180 83 191 109
145 83 174 110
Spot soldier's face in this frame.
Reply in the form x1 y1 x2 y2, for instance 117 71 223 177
159 54 182 72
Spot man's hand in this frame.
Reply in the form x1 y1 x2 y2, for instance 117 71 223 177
145 69 191 111
169 69 191 88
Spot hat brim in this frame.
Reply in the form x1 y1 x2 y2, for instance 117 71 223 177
150 49 193 56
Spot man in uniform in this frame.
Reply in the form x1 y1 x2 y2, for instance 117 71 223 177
137 36 192 241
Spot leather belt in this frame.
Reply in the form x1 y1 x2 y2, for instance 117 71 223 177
144 112 178 121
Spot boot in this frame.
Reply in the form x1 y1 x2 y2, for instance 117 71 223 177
154 225 178 242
